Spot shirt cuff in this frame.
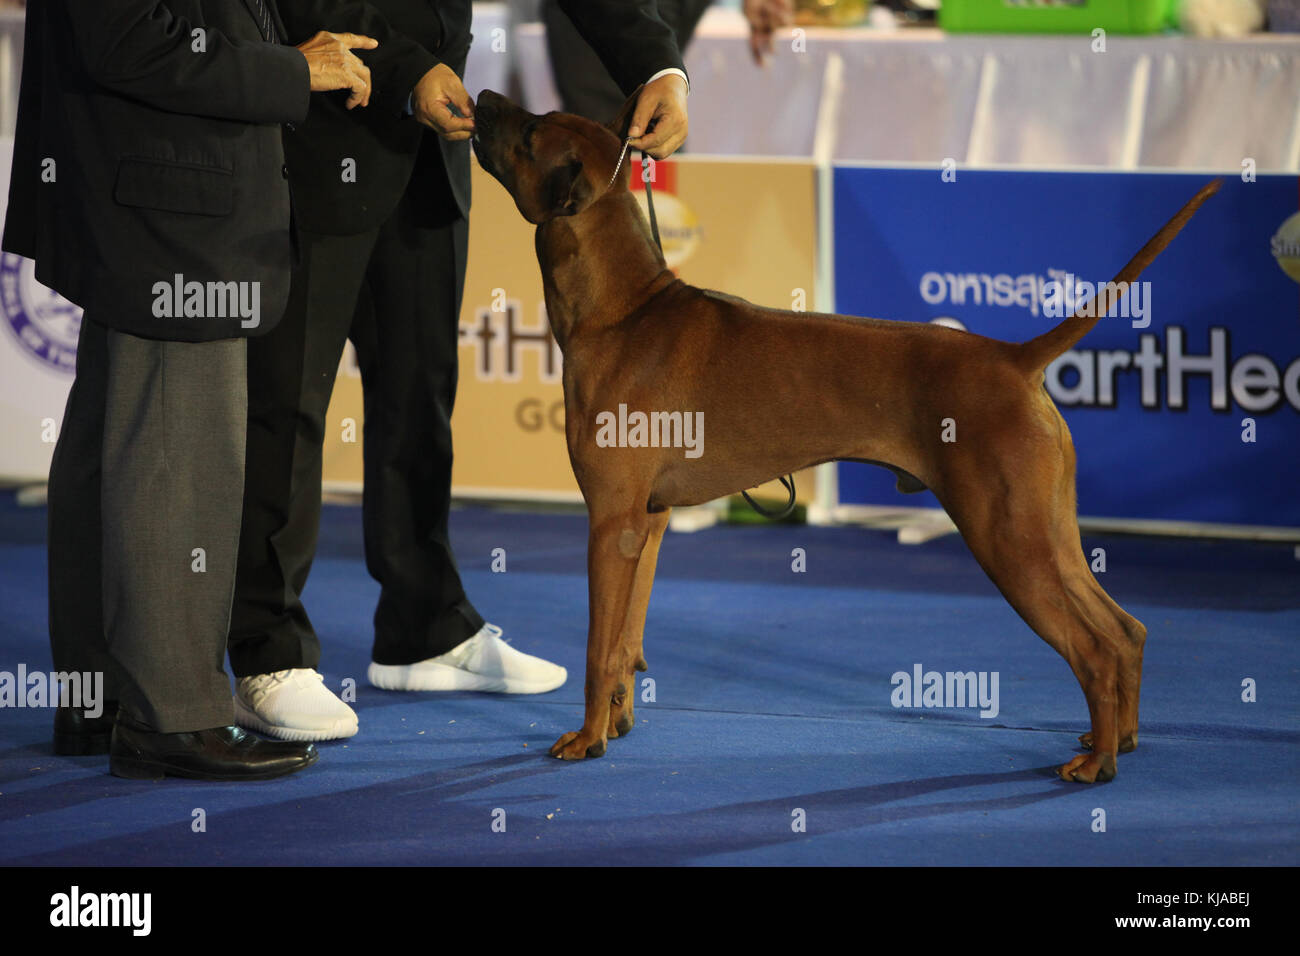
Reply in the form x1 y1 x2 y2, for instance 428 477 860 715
645 68 689 94
405 92 415 116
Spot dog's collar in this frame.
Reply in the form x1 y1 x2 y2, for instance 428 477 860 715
606 137 633 189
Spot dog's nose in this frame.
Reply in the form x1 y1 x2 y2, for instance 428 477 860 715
476 89 502 117
474 93 499 133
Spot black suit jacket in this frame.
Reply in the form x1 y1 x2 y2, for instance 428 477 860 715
281 0 453 235
284 0 686 237
1 0 438 341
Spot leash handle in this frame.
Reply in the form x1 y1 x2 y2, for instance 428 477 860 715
741 474 798 521
638 149 795 522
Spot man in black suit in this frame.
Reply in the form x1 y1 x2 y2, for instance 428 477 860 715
227 0 690 739
2 0 439 779
543 1 797 126
543 0 711 124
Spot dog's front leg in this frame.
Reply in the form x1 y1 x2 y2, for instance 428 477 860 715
551 508 648 760
608 509 670 740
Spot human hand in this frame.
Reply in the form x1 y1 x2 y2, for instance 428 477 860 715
295 31 378 109
411 64 476 140
627 72 688 159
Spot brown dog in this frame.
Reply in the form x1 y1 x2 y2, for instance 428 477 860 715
471 89 1219 782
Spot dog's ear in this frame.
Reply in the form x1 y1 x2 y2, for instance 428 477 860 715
607 85 645 142
541 155 592 219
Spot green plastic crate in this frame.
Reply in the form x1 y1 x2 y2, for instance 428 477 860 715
940 0 1173 34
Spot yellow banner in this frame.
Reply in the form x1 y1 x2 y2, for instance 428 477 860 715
324 156 819 504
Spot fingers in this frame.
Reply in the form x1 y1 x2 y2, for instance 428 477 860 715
627 78 688 158
629 116 686 159
431 64 475 119
435 110 475 136
344 60 371 110
628 129 662 157
448 85 475 120
635 131 685 160
333 32 379 50
762 0 794 28
415 100 475 139
626 93 658 142
413 103 475 139
769 0 794 22
411 65 477 138
299 30 376 106
300 30 377 52
745 0 790 64
329 31 375 105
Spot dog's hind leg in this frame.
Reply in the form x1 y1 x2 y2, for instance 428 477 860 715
551 500 652 760
934 413 1142 782
1075 564 1146 755
1028 411 1148 756
948 497 1124 780
608 509 670 739
1049 541 1146 775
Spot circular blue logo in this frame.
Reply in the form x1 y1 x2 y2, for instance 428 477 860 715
1 253 81 373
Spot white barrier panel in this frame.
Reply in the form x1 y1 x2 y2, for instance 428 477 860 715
0 137 79 483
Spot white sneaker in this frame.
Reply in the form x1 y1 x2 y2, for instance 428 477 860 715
234 669 359 741
367 623 567 694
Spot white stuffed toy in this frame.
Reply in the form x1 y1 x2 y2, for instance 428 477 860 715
1179 0 1268 36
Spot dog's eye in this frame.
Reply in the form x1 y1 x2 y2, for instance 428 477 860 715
523 121 538 156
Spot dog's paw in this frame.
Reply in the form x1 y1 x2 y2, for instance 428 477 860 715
1078 731 1138 753
607 708 634 739
1058 751 1117 784
550 730 607 760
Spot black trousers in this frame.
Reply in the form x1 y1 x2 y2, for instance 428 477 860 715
228 187 482 677
49 317 248 732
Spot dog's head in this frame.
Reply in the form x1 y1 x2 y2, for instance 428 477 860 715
472 89 641 225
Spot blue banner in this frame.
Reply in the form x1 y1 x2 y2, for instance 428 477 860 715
832 168 1299 528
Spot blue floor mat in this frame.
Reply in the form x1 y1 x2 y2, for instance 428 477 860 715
1 493 1296 865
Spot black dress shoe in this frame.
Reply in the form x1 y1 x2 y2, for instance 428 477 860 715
109 712 319 781
53 700 120 756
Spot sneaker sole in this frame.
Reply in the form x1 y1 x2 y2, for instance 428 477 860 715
367 661 566 695
233 696 359 742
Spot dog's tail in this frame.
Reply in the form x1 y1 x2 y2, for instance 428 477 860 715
1016 178 1221 373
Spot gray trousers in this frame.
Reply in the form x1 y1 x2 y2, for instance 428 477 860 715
47 317 246 733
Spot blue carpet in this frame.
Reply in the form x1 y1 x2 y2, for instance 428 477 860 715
0 492 1296 866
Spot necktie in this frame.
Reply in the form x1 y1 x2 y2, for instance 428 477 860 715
250 0 278 44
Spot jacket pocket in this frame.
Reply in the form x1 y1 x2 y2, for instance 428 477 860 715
114 157 234 217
